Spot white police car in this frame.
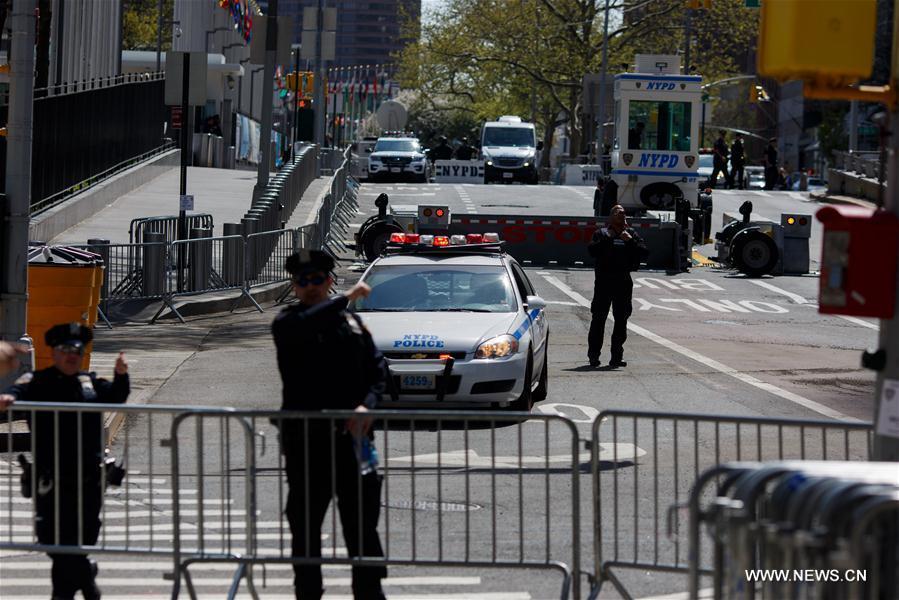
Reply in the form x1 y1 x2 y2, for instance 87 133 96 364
367 137 429 183
350 233 549 410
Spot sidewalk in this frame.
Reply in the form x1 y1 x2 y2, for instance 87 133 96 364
809 191 877 209
49 166 329 244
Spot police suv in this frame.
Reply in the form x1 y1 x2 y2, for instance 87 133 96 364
350 232 549 410
367 136 429 183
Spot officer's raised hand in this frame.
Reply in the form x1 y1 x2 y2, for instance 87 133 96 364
114 352 128 375
343 282 371 303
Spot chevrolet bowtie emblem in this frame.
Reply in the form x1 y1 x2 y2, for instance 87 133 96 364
622 153 633 166
411 353 427 359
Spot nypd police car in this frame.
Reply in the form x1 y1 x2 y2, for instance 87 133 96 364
350 233 549 410
367 136 429 183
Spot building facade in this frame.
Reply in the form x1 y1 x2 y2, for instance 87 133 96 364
273 0 421 67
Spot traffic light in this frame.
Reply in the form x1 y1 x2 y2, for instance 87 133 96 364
758 0 876 88
286 72 299 92
303 72 314 96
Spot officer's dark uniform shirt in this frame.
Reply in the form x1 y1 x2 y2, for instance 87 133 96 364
431 143 454 161
454 145 475 160
731 139 745 166
765 144 778 167
272 295 387 411
714 137 729 167
7 368 129 483
587 226 648 277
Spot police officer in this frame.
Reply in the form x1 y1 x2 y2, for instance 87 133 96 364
0 323 129 600
454 136 476 160
711 130 730 189
587 206 648 368
730 132 746 190
430 136 454 161
272 250 387 600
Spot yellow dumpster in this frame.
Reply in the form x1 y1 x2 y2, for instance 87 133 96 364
27 245 105 370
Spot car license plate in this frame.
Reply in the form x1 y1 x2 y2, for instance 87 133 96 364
502 172 513 179
401 374 435 390
391 167 402 173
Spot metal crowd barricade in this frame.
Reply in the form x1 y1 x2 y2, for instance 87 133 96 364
588 410 873 600
129 214 214 245
168 409 583 600
151 235 261 324
1 401 222 560
686 460 898 600
244 229 296 289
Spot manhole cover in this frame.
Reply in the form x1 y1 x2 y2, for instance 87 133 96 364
481 204 531 208
382 499 482 512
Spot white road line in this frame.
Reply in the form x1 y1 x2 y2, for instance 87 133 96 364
638 589 714 600
749 190 771 197
746 279 808 304
540 274 857 422
747 280 879 330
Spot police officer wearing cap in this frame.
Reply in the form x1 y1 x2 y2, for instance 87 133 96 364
0 323 129 600
587 206 648 368
454 137 476 161
271 249 388 600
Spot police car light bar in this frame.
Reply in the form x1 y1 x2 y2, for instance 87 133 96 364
386 232 502 249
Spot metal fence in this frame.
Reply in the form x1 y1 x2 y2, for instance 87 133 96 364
687 460 898 600
3 403 582 600
588 410 873 600
129 214 215 245
3 75 170 211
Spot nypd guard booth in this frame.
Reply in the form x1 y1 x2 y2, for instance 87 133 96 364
609 54 703 213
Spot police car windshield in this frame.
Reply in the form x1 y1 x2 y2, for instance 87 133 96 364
374 140 421 153
354 265 517 313
482 127 535 148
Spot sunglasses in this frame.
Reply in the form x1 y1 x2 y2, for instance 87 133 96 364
55 344 84 355
294 273 328 287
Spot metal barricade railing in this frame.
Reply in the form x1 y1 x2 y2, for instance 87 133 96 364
245 229 296 289
2 401 218 559
167 408 582 600
150 235 259 324
588 410 873 600
129 214 214 246
74 241 168 301
686 460 898 600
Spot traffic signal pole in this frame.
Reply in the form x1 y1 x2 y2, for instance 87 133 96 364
871 8 899 461
0 0 35 365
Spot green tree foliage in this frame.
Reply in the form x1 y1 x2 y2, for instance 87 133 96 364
398 0 759 158
123 0 173 52
818 103 849 163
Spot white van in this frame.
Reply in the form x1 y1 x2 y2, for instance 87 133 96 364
480 116 542 184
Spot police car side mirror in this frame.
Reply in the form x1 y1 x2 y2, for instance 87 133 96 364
525 295 546 311
365 147 373 153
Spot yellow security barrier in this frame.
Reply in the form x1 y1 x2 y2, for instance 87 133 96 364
27 246 104 370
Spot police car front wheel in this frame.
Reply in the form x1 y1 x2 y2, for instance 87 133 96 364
509 351 534 412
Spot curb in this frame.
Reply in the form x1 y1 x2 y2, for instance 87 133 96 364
810 192 877 209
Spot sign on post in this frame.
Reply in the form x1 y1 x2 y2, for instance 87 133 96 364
180 195 194 212
164 52 207 106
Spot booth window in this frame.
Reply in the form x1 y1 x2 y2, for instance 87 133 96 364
627 100 691 151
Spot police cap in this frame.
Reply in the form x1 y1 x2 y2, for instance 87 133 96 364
284 249 334 278
45 323 92 349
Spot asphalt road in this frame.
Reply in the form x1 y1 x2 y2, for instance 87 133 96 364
0 182 876 599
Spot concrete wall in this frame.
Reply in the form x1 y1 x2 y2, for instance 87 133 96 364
29 150 180 243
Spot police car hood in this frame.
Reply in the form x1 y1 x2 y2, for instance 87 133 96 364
482 147 535 159
371 151 425 159
358 312 520 353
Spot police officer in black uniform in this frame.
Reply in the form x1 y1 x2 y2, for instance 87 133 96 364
272 250 387 600
430 136 454 161
587 206 648 368
711 130 730 189
730 132 746 190
1 323 129 600
454 137 476 160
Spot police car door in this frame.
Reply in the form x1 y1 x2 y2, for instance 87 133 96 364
509 262 547 376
